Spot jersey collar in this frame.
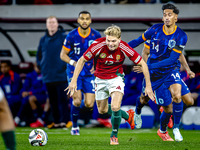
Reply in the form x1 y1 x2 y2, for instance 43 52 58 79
78 27 91 38
162 24 177 35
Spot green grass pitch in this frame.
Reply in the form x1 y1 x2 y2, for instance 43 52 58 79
0 127 200 150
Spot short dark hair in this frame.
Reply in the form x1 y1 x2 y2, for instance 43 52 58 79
78 11 91 17
0 60 12 66
162 3 179 15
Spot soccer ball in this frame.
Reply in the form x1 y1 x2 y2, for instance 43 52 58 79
28 129 48 146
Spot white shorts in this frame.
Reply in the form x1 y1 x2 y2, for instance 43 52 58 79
0 87 5 101
95 76 125 100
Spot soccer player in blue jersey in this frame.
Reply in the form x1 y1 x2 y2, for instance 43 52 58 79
60 11 101 135
128 3 194 141
134 41 195 126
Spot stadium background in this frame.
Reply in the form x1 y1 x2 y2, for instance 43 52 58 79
0 3 200 71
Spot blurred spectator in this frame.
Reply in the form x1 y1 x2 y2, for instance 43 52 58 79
124 66 160 126
67 0 100 4
160 0 190 3
189 73 200 106
30 97 51 127
0 0 12 5
122 67 143 106
16 0 34 4
36 15 70 129
0 60 22 117
14 62 48 127
34 0 53 4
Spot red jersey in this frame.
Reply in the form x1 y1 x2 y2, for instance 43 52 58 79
83 37 142 79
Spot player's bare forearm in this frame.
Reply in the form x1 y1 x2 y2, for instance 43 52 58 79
138 59 155 100
65 56 87 96
179 53 195 78
142 46 150 63
60 47 76 66
71 56 86 83
133 46 149 73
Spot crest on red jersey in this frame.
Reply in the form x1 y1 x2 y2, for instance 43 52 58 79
100 53 106 58
116 55 120 61
86 52 92 59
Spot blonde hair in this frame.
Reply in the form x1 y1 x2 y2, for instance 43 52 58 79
104 25 121 39
46 15 58 22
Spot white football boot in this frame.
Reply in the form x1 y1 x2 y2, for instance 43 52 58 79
71 127 80 135
134 112 142 129
173 128 183 142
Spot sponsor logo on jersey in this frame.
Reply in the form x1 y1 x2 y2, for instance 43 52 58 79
63 39 67 45
100 53 106 58
74 43 80 46
116 86 121 90
168 40 176 48
88 40 94 47
179 45 185 49
107 55 113 59
86 52 92 59
116 55 120 61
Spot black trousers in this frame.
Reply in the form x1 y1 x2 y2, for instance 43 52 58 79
45 81 70 124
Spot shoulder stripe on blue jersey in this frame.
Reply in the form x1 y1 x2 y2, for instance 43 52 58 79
142 33 147 41
172 48 182 54
62 45 70 51
144 43 150 49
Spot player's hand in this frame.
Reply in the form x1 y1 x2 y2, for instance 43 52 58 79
64 82 77 97
22 91 29 98
73 61 77 67
133 66 143 73
188 70 195 79
90 66 95 74
145 86 155 101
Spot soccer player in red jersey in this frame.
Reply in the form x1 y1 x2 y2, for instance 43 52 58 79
65 25 155 145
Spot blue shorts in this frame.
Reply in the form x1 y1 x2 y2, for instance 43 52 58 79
142 70 189 106
181 79 190 96
67 68 95 94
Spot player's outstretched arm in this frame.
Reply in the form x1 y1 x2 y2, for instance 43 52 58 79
137 59 155 101
148 50 180 69
133 46 150 73
64 56 87 96
179 53 195 79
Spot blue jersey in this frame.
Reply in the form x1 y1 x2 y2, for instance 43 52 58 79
63 27 101 76
129 23 187 78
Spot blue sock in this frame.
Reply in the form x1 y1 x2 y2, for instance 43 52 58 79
41 111 47 121
173 101 183 129
197 95 200 107
160 111 171 132
33 109 38 119
135 96 144 114
71 104 80 128
80 99 85 109
17 97 29 119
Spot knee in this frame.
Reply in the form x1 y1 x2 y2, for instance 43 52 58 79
165 107 173 114
172 93 182 103
98 107 107 114
73 98 81 107
111 105 120 112
84 101 94 108
29 96 36 102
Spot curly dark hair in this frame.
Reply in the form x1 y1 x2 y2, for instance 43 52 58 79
162 3 179 15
